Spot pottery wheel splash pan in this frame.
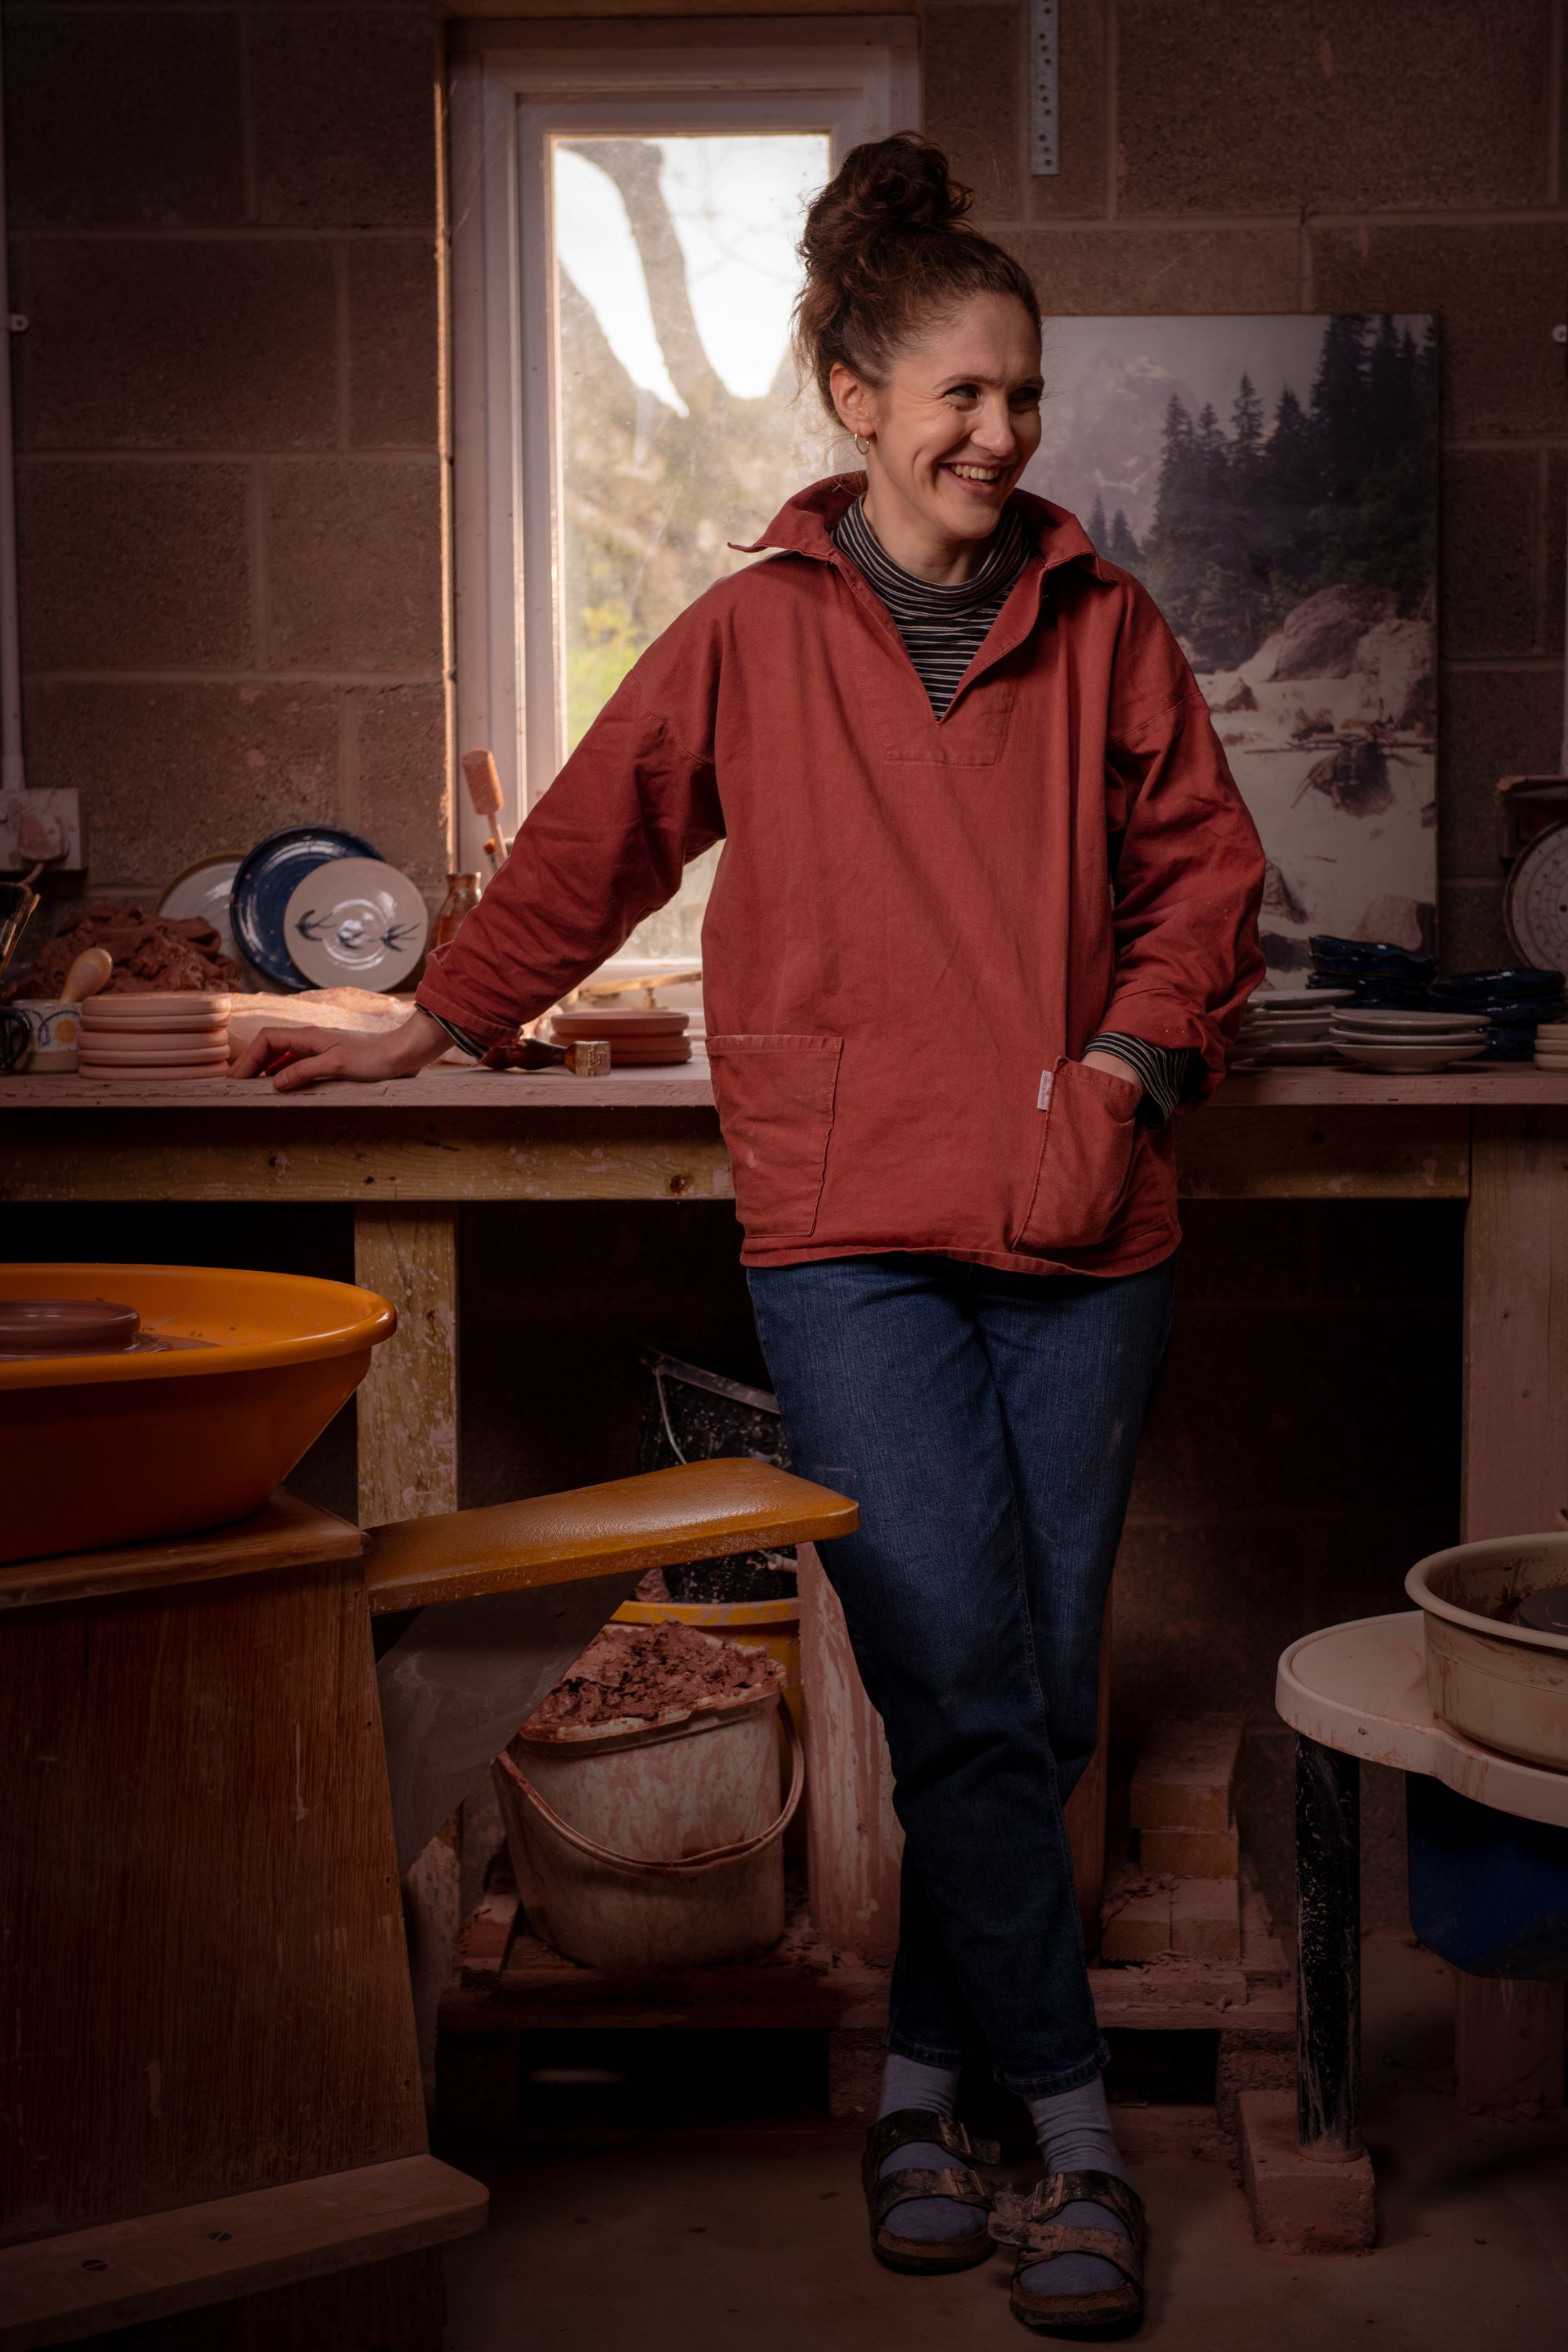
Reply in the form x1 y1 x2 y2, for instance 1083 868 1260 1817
0 1264 395 1564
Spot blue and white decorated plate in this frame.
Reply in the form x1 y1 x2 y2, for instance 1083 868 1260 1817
231 826 379 989
282 858 429 993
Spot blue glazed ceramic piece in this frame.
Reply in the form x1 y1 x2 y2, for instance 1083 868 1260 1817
231 826 380 989
1308 935 1436 975
1432 967 1563 1002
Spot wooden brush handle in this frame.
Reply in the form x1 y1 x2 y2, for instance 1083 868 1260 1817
460 748 503 818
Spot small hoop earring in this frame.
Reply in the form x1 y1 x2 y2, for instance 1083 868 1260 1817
853 434 869 456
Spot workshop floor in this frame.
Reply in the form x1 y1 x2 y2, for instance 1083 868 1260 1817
441 1936 1568 2351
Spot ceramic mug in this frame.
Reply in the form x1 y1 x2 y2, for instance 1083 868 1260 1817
16 998 81 1072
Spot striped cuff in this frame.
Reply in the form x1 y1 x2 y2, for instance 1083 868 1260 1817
425 1010 487 1059
1083 1032 1199 1127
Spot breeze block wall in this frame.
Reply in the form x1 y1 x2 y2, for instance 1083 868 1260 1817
4 0 451 909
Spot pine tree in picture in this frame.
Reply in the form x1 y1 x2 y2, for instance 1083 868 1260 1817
1027 314 1438 976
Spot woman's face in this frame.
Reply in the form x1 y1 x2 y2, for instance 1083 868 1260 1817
831 292 1044 560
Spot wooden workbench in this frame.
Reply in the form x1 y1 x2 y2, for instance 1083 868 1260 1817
6 1054 1565 2114
1 1053 1559 1536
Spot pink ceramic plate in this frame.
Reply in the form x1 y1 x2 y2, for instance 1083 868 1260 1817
79 1040 228 1066
82 991 232 1021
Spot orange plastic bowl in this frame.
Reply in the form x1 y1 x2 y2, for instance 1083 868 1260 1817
0 1265 396 1564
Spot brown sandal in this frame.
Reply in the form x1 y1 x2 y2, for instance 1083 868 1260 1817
860 2107 1000 2274
988 2171 1146 2336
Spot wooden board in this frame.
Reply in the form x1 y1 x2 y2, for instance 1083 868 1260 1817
1458 1108 1568 2110
0 1109 735 1205
0 1490 362 1611
0 1559 425 2240
0 2156 484 2349
439 1930 1293 2040
1178 1106 1468 1199
1464 1109 1568 1537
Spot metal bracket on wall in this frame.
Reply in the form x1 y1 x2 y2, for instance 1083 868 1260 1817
1030 0 1060 176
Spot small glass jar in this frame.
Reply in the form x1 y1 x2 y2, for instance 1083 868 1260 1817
434 873 482 951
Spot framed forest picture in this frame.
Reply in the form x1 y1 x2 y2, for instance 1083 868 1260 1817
1021 315 1438 981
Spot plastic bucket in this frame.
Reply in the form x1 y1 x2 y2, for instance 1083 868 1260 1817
494 1691 802 1970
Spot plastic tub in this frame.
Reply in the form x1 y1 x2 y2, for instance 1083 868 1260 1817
1406 1534 1568 1771
0 1263 395 1563
1406 1771 1568 1979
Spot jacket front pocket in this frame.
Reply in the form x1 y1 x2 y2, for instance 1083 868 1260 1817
1010 1056 1142 1255
706 1033 843 1240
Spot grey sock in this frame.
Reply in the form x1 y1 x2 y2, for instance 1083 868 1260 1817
875 2053 975 2244
1020 2075 1134 2300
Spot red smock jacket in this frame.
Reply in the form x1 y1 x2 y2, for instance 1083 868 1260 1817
417 478 1266 1278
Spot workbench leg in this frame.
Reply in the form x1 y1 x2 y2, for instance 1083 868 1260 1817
1461 1111 1568 2108
354 1203 462 2114
1296 1733 1361 2158
354 1203 460 1526
1238 1734 1374 2249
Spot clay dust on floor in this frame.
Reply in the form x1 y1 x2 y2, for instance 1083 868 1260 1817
441 1936 1568 2352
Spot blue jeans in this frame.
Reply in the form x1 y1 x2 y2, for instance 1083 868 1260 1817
747 1251 1176 2094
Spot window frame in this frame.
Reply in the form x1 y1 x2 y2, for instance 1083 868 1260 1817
448 16 920 873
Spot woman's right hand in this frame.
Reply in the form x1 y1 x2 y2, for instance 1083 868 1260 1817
227 1007 453 1091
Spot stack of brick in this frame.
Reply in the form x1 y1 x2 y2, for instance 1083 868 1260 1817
1100 1713 1245 1964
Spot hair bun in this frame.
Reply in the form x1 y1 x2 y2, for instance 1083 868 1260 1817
800 135 971 271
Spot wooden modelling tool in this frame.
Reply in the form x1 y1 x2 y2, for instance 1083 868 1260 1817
60 945 113 1002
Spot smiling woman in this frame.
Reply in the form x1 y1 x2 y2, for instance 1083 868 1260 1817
232 138 1266 2341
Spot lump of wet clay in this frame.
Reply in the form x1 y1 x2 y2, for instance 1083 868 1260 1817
5 906 245 1000
525 1621 782 1733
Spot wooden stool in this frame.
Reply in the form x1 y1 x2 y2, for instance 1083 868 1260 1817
0 1461 856 2350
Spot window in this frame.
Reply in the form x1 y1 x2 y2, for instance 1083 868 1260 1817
449 21 919 964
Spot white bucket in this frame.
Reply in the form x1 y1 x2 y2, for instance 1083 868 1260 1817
494 1690 803 1969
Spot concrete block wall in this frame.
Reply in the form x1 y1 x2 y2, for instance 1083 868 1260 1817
5 0 451 905
927 0 1568 968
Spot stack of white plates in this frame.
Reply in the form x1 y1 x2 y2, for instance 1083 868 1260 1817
1534 1023 1568 1069
1235 986 1352 1065
1330 1007 1488 1073
78 991 232 1081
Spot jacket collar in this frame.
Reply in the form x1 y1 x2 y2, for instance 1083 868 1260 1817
735 474 1115 583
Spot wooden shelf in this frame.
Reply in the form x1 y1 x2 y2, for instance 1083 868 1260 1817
438 1874 1293 2045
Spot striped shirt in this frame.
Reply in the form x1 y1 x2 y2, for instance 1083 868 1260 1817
833 494 1031 718
834 495 1196 1127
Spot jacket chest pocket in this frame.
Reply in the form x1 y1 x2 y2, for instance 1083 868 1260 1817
706 1034 843 1240
1009 1056 1142 1256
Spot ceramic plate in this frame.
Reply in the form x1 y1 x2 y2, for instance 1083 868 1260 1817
232 827 379 989
1247 987 1355 1009
1332 1022 1485 1043
1331 1008 1486 1033
1245 1040 1336 1063
1334 1042 1487 1072
281 858 429 992
156 855 245 964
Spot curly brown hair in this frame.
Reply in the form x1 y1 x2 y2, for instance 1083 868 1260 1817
793 133 1041 420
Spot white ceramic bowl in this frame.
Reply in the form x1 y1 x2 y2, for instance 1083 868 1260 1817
1406 1534 1568 1769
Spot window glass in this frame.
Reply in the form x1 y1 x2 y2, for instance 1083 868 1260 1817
551 132 831 958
